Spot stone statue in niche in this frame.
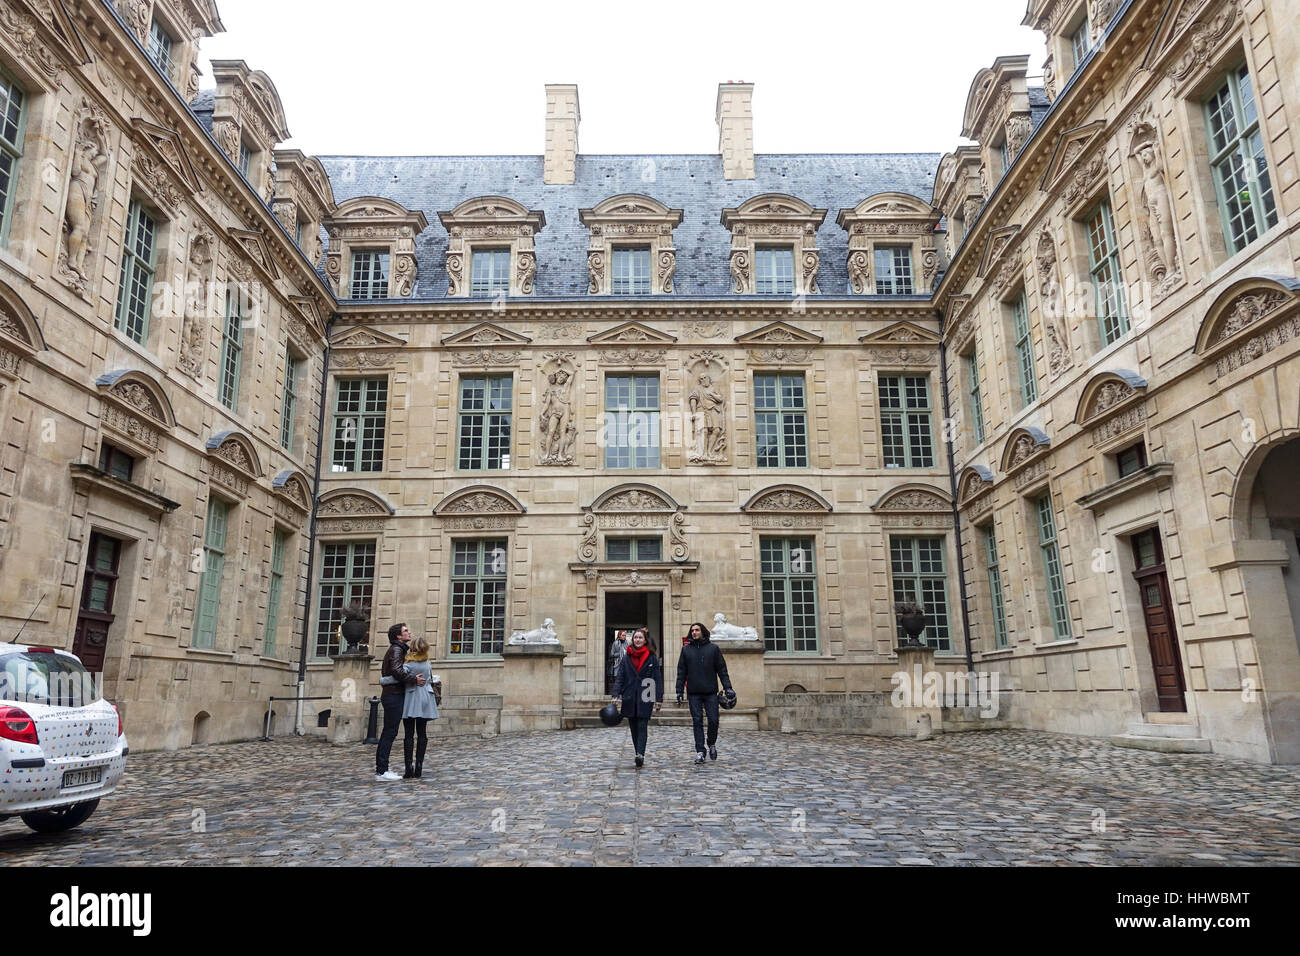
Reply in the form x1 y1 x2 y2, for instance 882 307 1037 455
1128 109 1180 294
688 371 728 464
538 368 576 465
60 107 110 286
178 233 214 377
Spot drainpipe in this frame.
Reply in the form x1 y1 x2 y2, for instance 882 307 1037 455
295 313 336 734
936 310 975 672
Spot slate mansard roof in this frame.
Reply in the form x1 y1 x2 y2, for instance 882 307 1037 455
315 153 943 300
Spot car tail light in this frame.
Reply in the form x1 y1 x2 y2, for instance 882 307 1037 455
0 706 39 745
26 647 55 655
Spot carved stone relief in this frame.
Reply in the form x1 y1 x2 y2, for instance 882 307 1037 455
1126 104 1182 298
537 351 578 465
1036 228 1072 378
686 351 728 465
58 101 111 298
178 232 215 378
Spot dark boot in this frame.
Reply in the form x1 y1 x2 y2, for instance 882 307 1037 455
402 736 414 779
414 736 428 777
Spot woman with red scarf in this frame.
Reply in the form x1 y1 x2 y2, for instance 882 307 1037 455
610 627 663 767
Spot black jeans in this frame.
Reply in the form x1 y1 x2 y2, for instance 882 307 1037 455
627 717 649 756
403 717 429 768
375 694 404 773
688 693 719 753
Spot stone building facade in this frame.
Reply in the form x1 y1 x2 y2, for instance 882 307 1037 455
0 0 1296 762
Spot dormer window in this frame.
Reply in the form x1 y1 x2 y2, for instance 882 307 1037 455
238 140 253 178
350 250 390 300
146 19 174 79
838 193 940 296
579 195 682 295
874 247 914 295
470 248 511 296
755 247 795 294
439 197 545 297
324 198 426 299
1069 15 1091 71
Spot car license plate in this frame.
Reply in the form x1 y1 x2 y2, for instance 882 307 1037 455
62 767 103 788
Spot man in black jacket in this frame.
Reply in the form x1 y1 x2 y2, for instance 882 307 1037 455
676 621 734 764
376 623 425 781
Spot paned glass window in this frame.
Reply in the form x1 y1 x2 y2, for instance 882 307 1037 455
146 20 173 78
1011 291 1038 406
760 537 818 653
0 68 26 243
966 349 986 446
1206 66 1279 254
879 375 934 468
1117 441 1147 478
458 376 513 470
1085 201 1128 345
604 374 659 468
890 536 951 651
1036 494 1071 639
755 247 795 294
605 538 662 562
218 289 243 411
754 373 808 468
1070 19 1091 71
449 539 508 656
194 497 229 650
350 251 389 299
315 541 375 658
984 525 1009 650
331 378 387 472
874 246 914 294
264 529 287 658
471 248 511 295
97 443 135 482
611 247 651 294
280 348 300 450
115 200 158 344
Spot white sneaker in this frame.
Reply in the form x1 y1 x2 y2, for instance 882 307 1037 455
375 770 402 781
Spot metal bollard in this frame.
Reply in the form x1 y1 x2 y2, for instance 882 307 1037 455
363 696 380 745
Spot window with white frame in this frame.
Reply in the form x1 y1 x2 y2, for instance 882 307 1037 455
755 247 795 294
890 536 951 651
331 378 387 473
965 348 986 446
754 373 808 468
350 251 389 299
1010 290 1038 406
611 247 651 295
983 524 1009 650
1069 16 1091 71
1035 493 1071 639
218 290 243 411
0 69 26 245
458 376 513 470
470 248 511 296
874 246 913 294
1205 65 1279 255
315 541 375 658
604 374 659 468
760 537 818 653
238 140 252 178
280 347 301 450
1084 200 1128 346
605 537 662 562
115 199 159 344
879 374 935 468
449 539 507 656
146 19 174 79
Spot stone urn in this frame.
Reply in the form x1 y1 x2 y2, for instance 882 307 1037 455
894 600 928 648
340 601 370 654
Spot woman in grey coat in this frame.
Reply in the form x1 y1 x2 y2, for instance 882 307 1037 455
400 635 439 778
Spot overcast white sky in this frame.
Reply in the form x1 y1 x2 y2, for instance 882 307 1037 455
199 0 1046 157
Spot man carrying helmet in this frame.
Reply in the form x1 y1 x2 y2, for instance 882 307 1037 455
676 621 735 764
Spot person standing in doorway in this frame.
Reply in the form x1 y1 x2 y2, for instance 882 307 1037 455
400 634 439 778
611 627 663 768
376 622 425 781
676 621 735 764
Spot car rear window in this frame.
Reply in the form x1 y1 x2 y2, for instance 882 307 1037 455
0 652 101 707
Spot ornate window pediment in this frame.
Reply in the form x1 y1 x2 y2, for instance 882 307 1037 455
95 369 175 454
317 488 395 533
977 224 1022 278
1147 0 1242 85
1195 275 1300 377
442 323 533 348
861 321 939 368
836 193 942 294
329 325 406 370
271 469 311 526
961 56 1034 190
208 61 292 201
580 484 688 562
0 282 45 384
437 196 545 297
578 194 684 295
287 295 327 348
131 118 204 198
226 227 280 281
323 197 428 298
1073 370 1148 426
433 485 524 530
743 485 832 513
272 150 336 263
736 321 820 366
205 430 262 497
1001 426 1052 475
871 483 953 529
721 194 827 295
1040 120 1107 194
957 465 996 514
589 321 677 351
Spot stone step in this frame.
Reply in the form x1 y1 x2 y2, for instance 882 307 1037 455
1128 721 1202 738
1110 733 1212 754
1144 711 1197 725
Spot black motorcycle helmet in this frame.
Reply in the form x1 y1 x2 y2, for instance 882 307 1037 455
599 703 622 726
718 689 737 710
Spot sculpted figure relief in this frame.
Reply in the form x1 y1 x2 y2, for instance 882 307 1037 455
62 113 110 282
538 368 576 465
688 371 728 464
1128 112 1180 291
508 617 560 645
711 613 759 641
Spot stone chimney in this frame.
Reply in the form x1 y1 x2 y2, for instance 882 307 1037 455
544 84 580 185
716 82 755 180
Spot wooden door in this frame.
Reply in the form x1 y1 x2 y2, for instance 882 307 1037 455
1132 529 1186 712
74 533 121 672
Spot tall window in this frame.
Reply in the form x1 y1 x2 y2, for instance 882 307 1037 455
264 529 287 658
471 248 511 295
874 247 914 294
1069 18 1091 71
458 376 513 470
218 290 243 411
965 349 986 446
1206 66 1278 254
115 200 158 344
280 348 300 450
193 497 229 650
0 70 26 244
449 539 507 656
238 141 252 178
611 247 651 294
146 19 174 78
879 374 935 468
890 537 951 651
1084 201 1128 346
1035 494 1071 639
754 373 808 468
1011 291 1038 406
349 251 389 299
755 247 795 294
604 374 659 468
331 378 387 472
605 537 662 562
315 541 375 657
983 525 1009 650
760 537 818 653
997 137 1011 175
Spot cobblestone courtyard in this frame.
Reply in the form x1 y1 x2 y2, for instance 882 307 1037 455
3 728 1298 866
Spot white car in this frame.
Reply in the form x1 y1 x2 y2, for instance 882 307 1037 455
0 644 127 833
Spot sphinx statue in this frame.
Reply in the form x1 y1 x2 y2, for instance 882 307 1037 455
508 617 561 645
711 612 759 641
